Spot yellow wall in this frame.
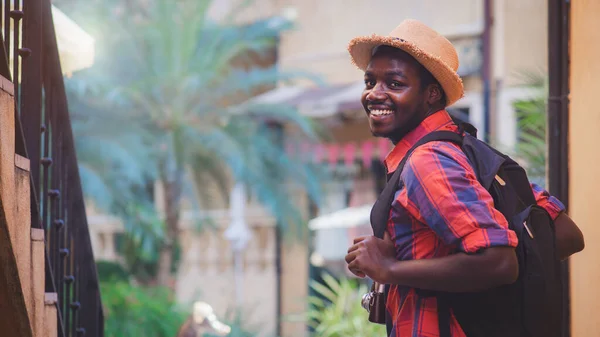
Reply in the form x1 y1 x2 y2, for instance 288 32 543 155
569 1 600 336
276 0 483 85
496 0 548 87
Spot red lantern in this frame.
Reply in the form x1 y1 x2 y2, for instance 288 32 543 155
361 141 374 168
328 144 340 168
343 143 356 167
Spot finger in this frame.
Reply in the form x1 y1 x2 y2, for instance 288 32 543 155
345 250 359 264
347 263 363 275
348 261 365 278
348 257 365 271
347 243 361 254
353 236 368 244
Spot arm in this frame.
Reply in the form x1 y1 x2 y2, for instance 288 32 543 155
347 235 518 292
530 183 585 259
383 247 518 292
554 212 585 260
346 143 519 292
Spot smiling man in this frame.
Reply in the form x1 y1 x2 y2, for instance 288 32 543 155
344 20 584 337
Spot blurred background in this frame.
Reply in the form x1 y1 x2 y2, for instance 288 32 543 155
2 0 598 337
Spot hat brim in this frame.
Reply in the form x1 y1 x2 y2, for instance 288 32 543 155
348 35 464 107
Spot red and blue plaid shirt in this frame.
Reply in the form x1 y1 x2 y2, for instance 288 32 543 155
383 110 565 337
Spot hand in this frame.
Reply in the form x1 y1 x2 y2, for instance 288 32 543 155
345 235 396 283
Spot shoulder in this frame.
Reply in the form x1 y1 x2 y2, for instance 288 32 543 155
403 140 474 177
399 140 480 196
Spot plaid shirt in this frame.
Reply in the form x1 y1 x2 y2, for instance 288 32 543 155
383 110 565 337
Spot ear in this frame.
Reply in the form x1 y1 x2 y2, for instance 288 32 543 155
427 84 443 105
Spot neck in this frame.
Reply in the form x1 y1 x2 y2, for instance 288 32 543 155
388 105 445 144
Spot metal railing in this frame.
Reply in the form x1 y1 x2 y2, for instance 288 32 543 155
1 1 104 336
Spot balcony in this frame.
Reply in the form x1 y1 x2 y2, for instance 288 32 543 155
0 1 103 336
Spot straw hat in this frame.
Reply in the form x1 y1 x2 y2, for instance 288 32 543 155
348 19 464 106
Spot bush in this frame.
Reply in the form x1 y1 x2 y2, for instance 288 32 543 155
307 273 386 337
96 261 129 283
101 281 188 337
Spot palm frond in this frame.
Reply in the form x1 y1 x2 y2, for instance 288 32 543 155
307 273 386 337
188 150 231 209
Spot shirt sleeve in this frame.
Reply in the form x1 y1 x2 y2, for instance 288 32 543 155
398 142 518 254
530 183 566 220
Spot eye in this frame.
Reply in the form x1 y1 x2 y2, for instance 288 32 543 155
364 79 376 88
389 81 404 88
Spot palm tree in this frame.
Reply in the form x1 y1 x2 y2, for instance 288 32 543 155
61 0 328 287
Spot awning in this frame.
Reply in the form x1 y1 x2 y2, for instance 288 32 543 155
246 85 306 105
308 204 372 230
309 205 373 262
247 82 363 118
52 5 96 75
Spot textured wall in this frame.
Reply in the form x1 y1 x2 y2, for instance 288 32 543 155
0 77 34 337
569 0 600 335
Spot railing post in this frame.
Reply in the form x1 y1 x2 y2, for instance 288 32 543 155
21 0 44 207
3 1 10 65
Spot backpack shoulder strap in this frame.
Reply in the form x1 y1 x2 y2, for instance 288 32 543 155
370 130 464 238
458 122 478 138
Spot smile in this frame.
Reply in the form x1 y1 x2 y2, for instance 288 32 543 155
369 109 394 116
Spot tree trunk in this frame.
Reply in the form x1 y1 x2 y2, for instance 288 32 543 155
156 171 183 289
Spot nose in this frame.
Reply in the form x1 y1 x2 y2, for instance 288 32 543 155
365 82 387 102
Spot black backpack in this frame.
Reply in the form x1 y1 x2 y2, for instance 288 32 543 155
370 124 563 337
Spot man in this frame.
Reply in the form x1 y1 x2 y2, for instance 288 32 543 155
344 19 584 337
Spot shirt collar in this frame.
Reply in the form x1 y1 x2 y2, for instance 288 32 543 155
384 109 456 172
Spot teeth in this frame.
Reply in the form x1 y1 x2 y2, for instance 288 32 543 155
370 109 394 116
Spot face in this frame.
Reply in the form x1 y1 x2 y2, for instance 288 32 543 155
361 47 436 142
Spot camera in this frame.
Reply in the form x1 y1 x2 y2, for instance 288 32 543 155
361 291 375 312
360 282 387 324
